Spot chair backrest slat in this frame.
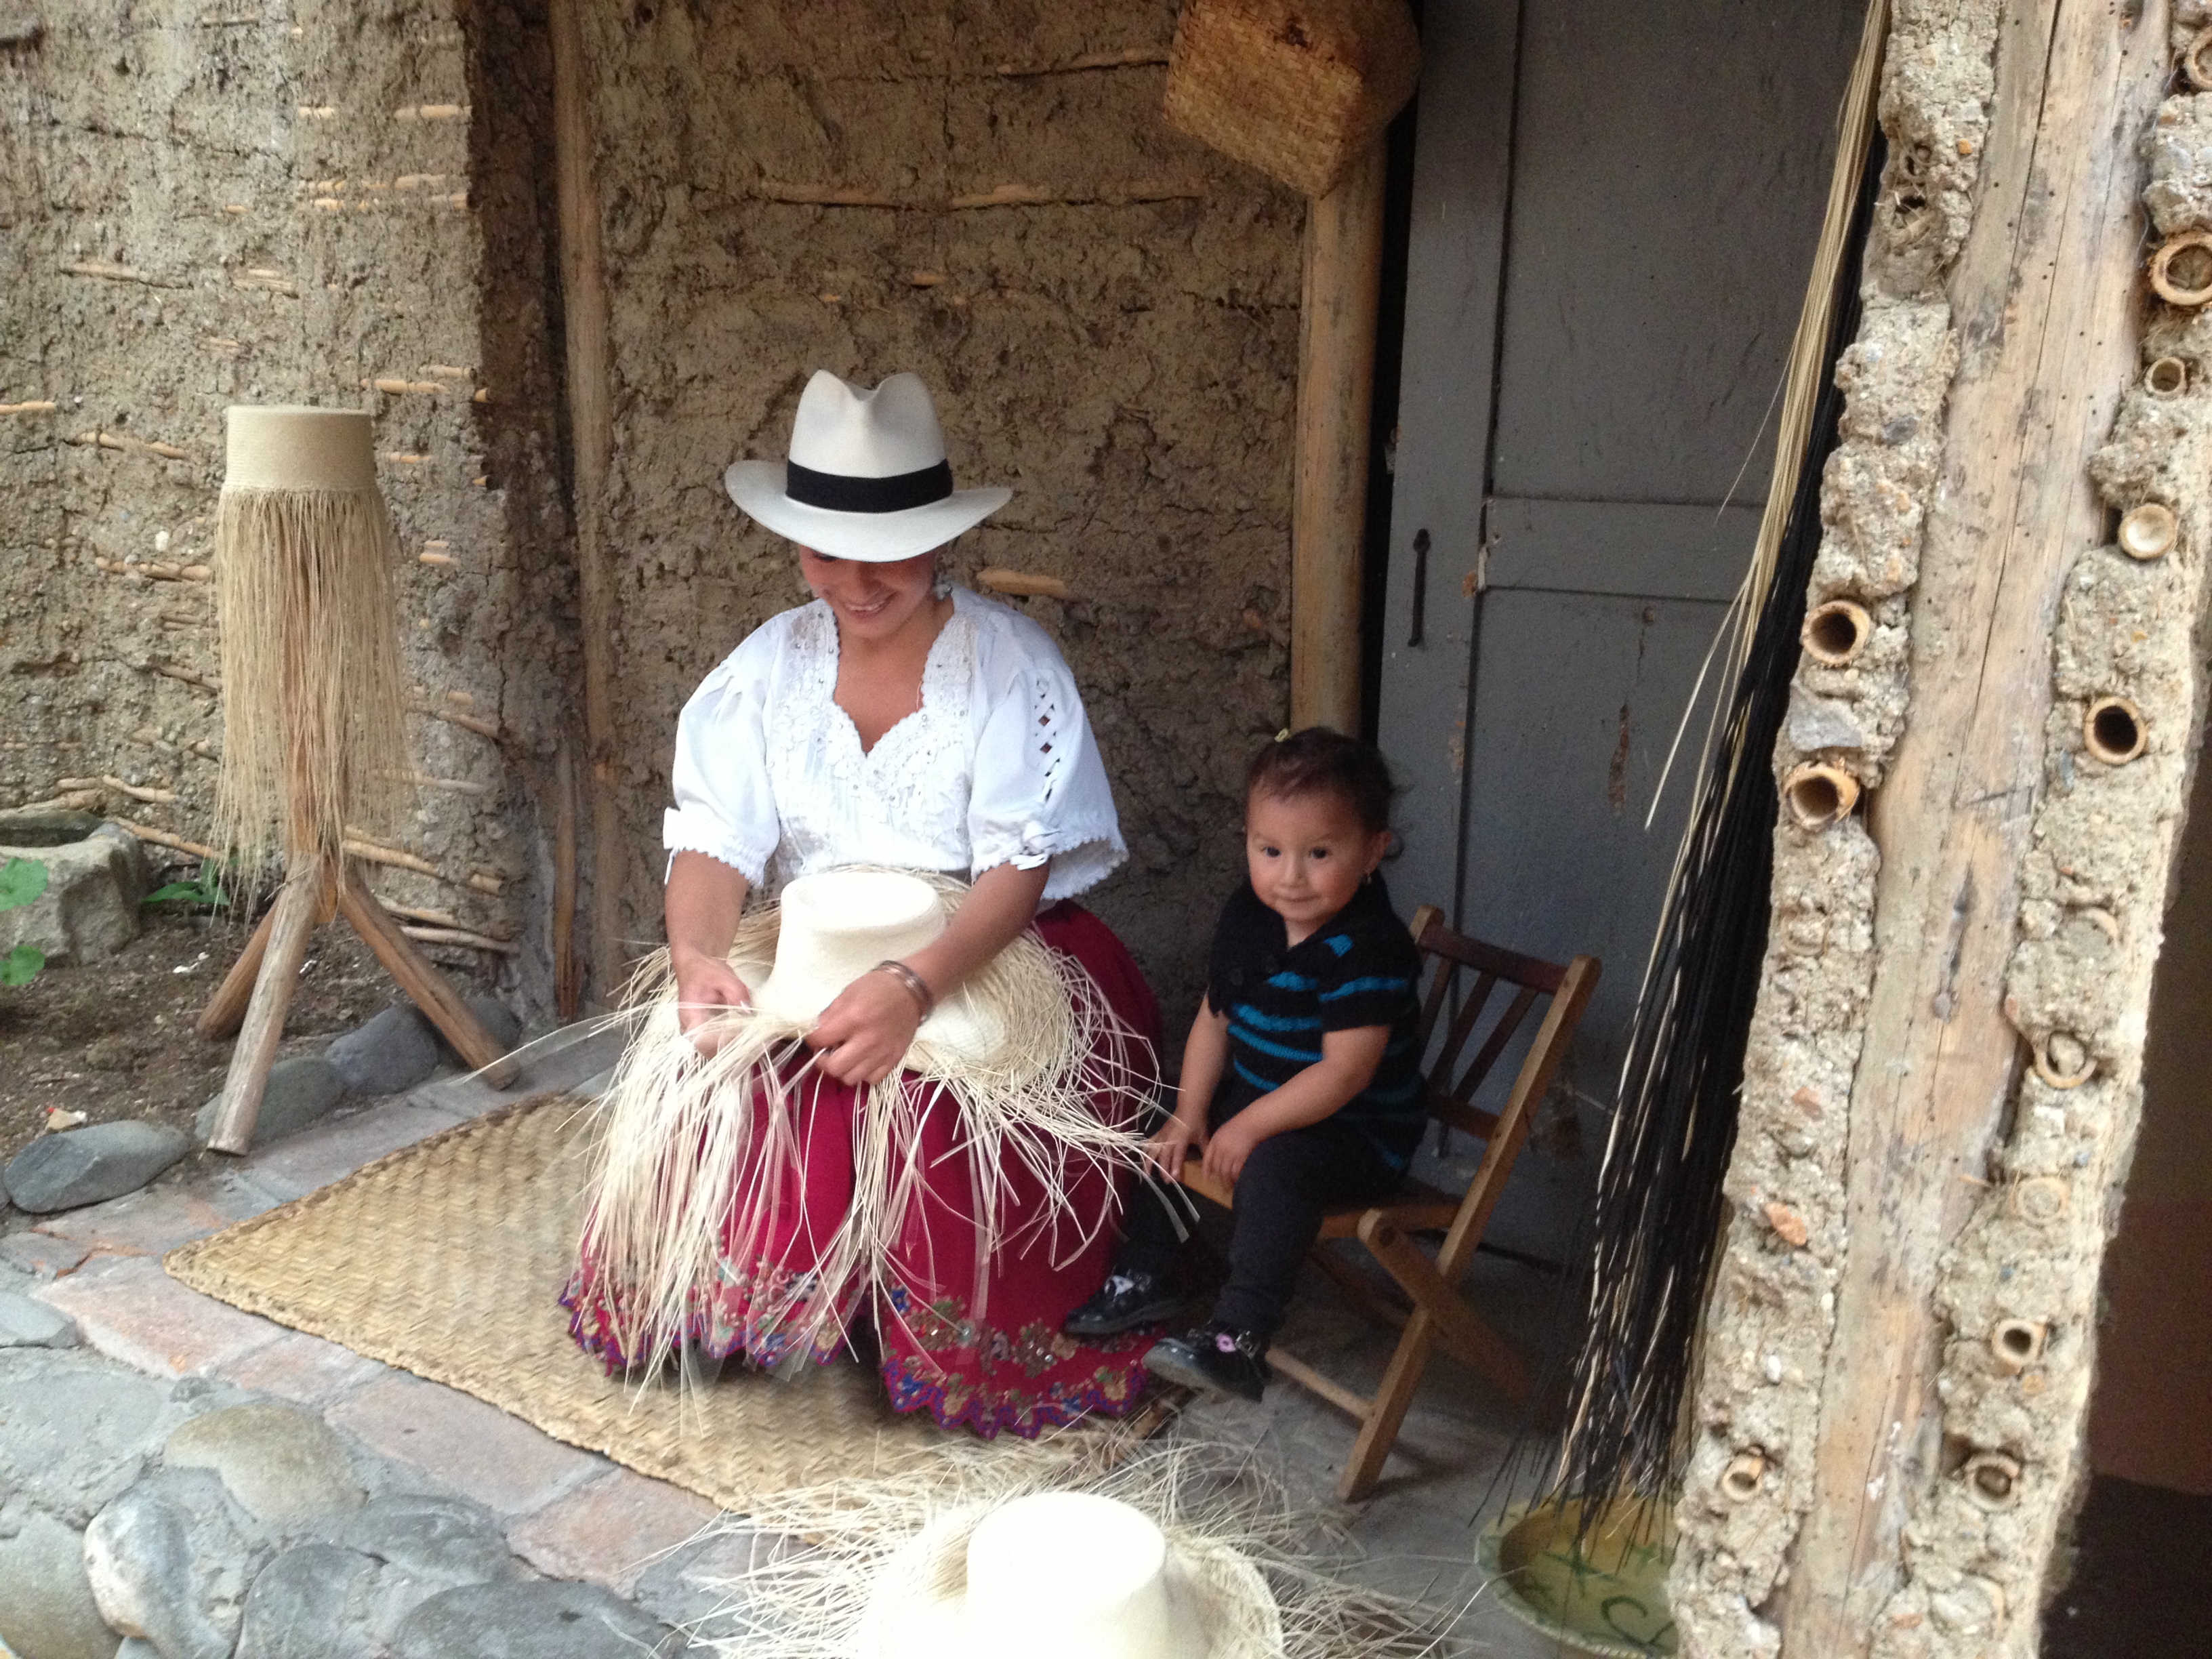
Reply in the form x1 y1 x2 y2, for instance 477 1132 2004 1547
1431 972 1498 1087
1452 985 1540 1105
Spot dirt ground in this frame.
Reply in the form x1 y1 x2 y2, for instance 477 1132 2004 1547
0 891 491 1169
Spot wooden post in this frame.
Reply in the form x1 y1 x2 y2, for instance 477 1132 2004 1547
550 0 624 1007
1290 140 1389 734
1776 3 2165 1647
205 862 327 1154
195 902 279 1040
335 868 520 1086
552 735 581 1021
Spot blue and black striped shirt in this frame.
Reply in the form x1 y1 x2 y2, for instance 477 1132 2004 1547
1204 874 1427 1168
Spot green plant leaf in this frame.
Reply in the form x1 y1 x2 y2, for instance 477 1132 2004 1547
1 944 44 986
143 876 226 907
0 857 48 913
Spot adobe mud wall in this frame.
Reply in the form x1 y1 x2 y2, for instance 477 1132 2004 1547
0 0 574 1008
1673 3 2212 1656
565 0 1303 1008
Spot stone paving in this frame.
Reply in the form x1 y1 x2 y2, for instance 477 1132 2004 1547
0 1021 1565 1658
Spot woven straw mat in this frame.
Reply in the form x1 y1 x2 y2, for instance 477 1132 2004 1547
165 1092 1075 1511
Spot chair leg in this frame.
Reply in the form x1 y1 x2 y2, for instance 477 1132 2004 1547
1338 1307 1438 1503
1364 1223 1532 1403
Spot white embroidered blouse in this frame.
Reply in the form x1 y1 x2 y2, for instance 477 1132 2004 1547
662 588 1127 903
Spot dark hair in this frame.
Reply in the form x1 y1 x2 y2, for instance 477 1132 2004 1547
1245 727 1395 835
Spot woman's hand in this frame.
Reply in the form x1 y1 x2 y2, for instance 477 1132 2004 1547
806 968 925 1086
1142 1113 1206 1182
672 947 752 1057
1202 1113 1265 1190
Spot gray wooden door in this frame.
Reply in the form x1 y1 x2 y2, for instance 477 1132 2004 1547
1376 0 1864 1250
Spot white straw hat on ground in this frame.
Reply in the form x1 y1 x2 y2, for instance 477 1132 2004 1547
853 1491 1282 1659
722 869 1000 1058
725 370 1012 562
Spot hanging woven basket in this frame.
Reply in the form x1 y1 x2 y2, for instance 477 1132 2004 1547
1163 0 1420 199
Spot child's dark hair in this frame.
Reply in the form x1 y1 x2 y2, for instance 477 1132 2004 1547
1246 727 1395 834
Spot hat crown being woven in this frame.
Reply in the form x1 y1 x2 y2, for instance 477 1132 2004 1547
965 1494 1184 1659
787 371 947 480
752 870 945 1023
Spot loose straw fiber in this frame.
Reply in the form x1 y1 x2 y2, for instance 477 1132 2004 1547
213 478 409 868
165 1094 1071 1507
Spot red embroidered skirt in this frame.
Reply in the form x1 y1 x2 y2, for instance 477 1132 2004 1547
563 901 1159 1439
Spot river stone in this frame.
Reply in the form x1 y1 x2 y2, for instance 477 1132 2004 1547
0 1500 119 1659
3 1122 189 1214
327 1005 440 1096
390 1580 672 1659
165 1401 365 1529
232 1544 381 1659
0 1288 79 1347
333 1494 525 1591
193 1056 346 1149
0 829 144 964
83 1471 268 1659
0 1351 174 1525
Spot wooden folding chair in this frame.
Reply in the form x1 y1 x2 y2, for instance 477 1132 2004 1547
1179 903 1599 1501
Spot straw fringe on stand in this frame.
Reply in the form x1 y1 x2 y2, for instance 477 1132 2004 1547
575 876 1156 1375
213 486 409 872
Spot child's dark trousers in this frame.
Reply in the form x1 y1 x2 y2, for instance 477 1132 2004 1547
1115 1111 1405 1340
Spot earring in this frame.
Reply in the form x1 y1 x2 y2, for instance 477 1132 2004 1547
931 569 954 599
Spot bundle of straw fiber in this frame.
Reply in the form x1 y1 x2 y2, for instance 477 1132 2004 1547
575 874 1155 1372
1164 0 1420 199
1547 3 1889 1523
213 407 408 872
693 1433 1455 1658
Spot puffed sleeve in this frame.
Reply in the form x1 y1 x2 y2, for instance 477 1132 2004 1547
661 623 781 884
966 610 1128 902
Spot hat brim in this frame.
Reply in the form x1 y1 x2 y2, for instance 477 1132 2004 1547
726 459 1010 562
726 944 1006 1065
852 1503 1280 1659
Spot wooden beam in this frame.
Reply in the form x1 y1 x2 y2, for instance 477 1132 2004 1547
1290 141 1389 734
550 0 623 1008
1777 3 2167 1647
205 863 326 1154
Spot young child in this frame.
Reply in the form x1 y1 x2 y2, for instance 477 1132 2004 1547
1063 728 1425 1399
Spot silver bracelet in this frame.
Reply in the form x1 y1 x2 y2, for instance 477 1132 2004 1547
872 960 935 1020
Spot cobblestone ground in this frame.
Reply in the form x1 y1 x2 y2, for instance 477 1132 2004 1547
0 1034 1561 1658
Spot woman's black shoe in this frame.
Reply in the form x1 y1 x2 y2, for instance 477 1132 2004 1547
1062 1271 1183 1337
1142 1323 1269 1402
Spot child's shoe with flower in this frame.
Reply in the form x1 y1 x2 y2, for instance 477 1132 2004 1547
1143 1322 1269 1401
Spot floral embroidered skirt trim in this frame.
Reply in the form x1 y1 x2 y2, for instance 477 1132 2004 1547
562 901 1161 1439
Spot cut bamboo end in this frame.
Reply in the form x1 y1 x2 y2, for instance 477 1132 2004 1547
1719 1451 1767 1502
2083 696 2148 764
2118 501 2177 560
2010 1175 2070 1224
2145 355 2188 397
975 566 1073 600
1783 762 1860 830
2030 1031 2097 1090
1960 1451 2022 1512
2186 25 2212 91
1801 598 1872 666
2151 231 2212 307
1989 1319 2047 1374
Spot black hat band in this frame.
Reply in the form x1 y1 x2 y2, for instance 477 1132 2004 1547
785 458 954 514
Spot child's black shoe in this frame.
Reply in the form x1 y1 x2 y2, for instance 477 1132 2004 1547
1063 1271 1183 1338
1143 1322 1270 1401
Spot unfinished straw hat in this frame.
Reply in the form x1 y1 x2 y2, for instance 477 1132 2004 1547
721 869 998 1057
854 1492 1280 1659
213 405 409 869
724 371 1011 562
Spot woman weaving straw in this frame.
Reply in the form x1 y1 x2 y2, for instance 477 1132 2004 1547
565 371 1160 1437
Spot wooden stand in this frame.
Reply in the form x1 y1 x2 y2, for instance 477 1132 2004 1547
197 853 519 1154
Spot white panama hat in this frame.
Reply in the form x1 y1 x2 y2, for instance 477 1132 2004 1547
853 1491 1283 1659
723 869 1002 1059
725 370 1012 562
